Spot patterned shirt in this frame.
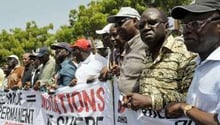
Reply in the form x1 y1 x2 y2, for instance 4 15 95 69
139 35 196 110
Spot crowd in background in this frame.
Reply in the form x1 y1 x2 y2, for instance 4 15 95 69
0 38 108 93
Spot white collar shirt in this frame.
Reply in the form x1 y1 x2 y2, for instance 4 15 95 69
186 47 220 121
75 53 107 84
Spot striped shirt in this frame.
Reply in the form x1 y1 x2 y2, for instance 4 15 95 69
139 35 196 110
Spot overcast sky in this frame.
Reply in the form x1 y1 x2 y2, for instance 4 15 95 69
0 0 91 31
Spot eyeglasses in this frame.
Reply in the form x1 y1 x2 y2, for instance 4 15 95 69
116 18 132 26
182 16 220 32
138 20 166 29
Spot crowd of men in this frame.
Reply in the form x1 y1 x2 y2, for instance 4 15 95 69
0 0 220 124
0 38 107 92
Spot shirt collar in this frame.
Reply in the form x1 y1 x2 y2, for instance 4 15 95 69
127 34 140 47
160 34 177 53
82 53 93 64
196 47 220 65
206 47 220 61
121 34 140 57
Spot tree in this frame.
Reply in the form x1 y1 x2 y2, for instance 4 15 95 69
144 0 192 14
0 21 54 65
0 0 192 65
68 0 192 41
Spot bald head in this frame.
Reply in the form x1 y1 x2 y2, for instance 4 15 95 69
139 8 168 51
141 8 168 23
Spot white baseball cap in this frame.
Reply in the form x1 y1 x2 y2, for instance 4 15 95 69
8 55 19 61
107 7 140 23
96 23 113 34
94 39 104 49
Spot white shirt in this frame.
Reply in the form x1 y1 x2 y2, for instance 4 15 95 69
186 47 220 121
75 53 107 84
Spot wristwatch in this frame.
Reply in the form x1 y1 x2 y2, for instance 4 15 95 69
183 104 193 116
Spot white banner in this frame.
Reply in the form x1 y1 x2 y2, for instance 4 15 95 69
0 90 44 125
137 109 194 125
0 80 195 125
112 77 195 125
42 81 114 125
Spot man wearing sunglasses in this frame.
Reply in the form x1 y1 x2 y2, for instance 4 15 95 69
122 7 196 123
107 7 147 94
165 0 220 124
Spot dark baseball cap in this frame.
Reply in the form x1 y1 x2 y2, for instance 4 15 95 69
35 47 50 57
51 42 72 52
171 0 220 19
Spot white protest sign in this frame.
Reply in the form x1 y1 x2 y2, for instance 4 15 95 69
42 81 114 125
0 90 45 125
112 77 195 125
0 80 195 125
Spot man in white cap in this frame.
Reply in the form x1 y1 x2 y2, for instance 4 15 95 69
6 55 24 90
107 7 147 94
96 23 114 51
93 39 109 58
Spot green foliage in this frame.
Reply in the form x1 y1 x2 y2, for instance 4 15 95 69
54 25 74 43
0 21 53 65
144 0 192 15
68 0 192 41
0 0 192 65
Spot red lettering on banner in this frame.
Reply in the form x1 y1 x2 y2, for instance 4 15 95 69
54 95 62 114
41 86 106 114
4 121 24 125
97 87 105 111
41 95 46 108
72 92 84 112
82 89 96 112
66 93 74 112
57 94 67 113
41 95 61 114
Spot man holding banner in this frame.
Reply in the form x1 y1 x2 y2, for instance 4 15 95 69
166 0 220 124
122 7 196 124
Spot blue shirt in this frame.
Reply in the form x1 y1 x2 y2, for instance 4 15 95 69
57 59 77 86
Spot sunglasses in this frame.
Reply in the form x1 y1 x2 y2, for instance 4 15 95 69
116 18 132 26
182 15 220 32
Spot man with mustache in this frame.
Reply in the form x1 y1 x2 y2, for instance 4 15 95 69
166 0 220 124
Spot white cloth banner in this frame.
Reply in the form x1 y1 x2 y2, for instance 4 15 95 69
0 81 114 125
112 77 195 125
0 80 195 125
43 81 114 125
0 90 44 125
